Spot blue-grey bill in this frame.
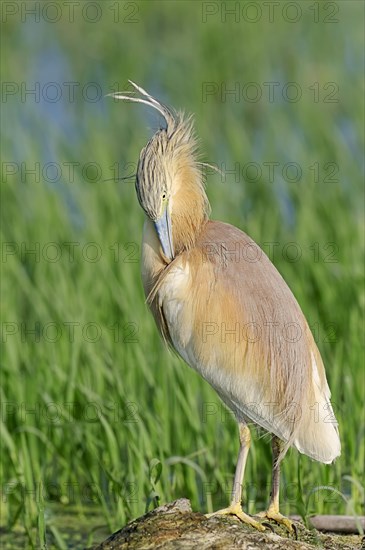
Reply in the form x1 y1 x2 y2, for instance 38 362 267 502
154 207 174 261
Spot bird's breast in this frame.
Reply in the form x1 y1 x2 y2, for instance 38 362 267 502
155 260 195 363
141 218 196 362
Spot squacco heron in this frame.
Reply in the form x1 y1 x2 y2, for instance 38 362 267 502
112 82 341 532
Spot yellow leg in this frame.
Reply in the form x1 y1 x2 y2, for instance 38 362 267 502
257 436 294 533
206 423 265 531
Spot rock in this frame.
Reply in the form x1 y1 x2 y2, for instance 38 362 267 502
87 499 364 550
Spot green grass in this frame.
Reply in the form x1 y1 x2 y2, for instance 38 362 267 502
1 2 364 548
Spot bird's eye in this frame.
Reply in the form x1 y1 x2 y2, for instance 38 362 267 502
162 192 167 200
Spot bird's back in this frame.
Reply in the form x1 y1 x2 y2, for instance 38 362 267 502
144 218 340 464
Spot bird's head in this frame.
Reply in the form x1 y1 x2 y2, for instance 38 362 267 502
110 81 210 261
136 128 175 260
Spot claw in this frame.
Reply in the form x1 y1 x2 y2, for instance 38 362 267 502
257 508 295 534
261 521 275 532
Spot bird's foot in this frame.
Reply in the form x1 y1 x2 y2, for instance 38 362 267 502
206 502 265 531
257 507 295 534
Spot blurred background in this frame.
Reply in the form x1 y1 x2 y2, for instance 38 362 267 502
1 1 364 548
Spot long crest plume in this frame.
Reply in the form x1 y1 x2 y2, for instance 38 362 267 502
108 80 178 137
108 81 223 179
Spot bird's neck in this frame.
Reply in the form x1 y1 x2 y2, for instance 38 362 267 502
141 162 210 301
140 180 209 305
170 163 210 255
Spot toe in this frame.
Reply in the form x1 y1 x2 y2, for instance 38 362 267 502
257 510 294 534
206 504 265 532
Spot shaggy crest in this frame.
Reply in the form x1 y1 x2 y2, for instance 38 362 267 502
108 80 221 178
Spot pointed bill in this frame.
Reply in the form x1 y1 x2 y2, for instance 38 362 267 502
154 206 174 261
